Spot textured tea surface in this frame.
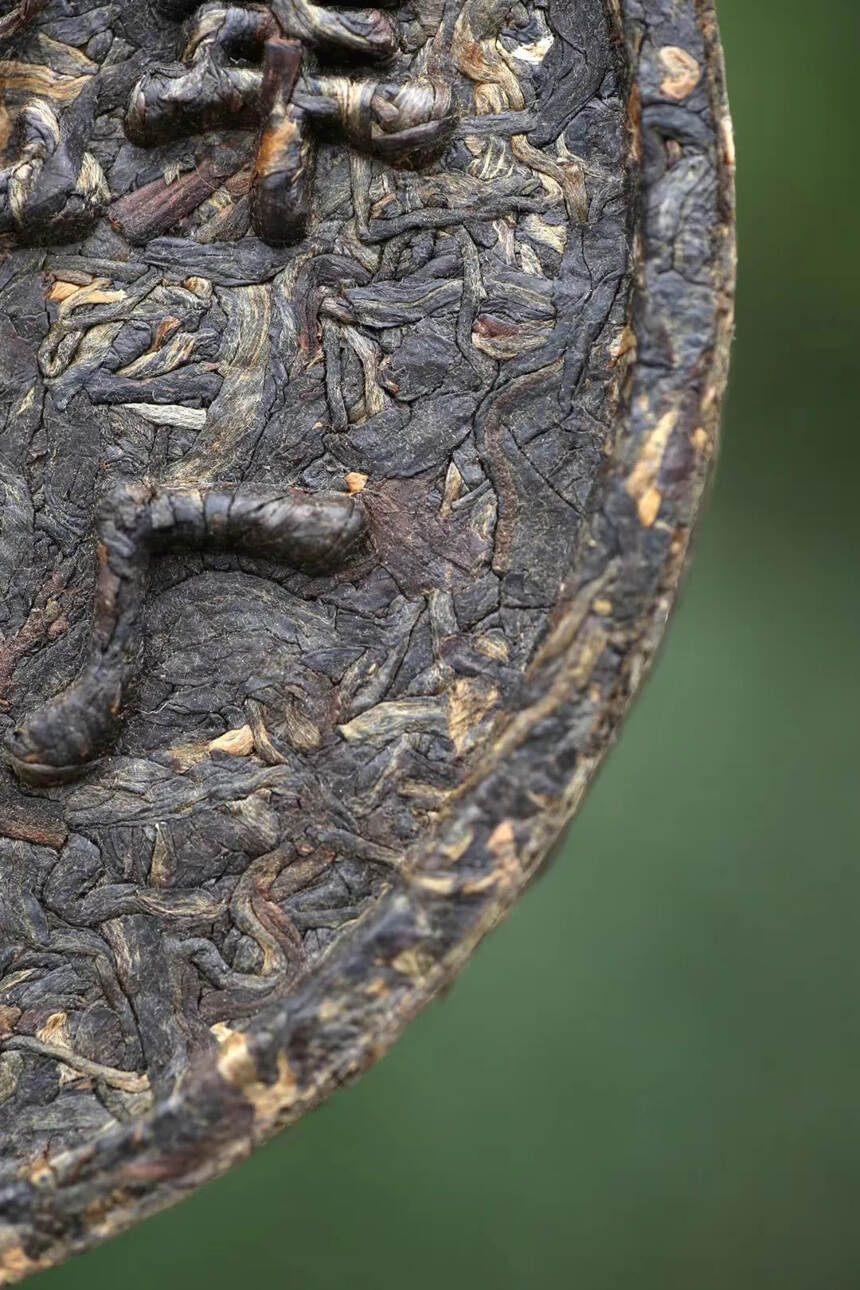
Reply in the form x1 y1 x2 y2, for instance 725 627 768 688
0 0 733 1275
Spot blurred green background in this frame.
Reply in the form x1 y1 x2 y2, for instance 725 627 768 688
36 2 859 1287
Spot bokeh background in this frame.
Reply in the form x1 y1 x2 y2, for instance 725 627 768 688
34 2 859 1287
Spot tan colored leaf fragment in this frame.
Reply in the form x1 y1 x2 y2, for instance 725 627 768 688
658 46 702 101
208 725 255 757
